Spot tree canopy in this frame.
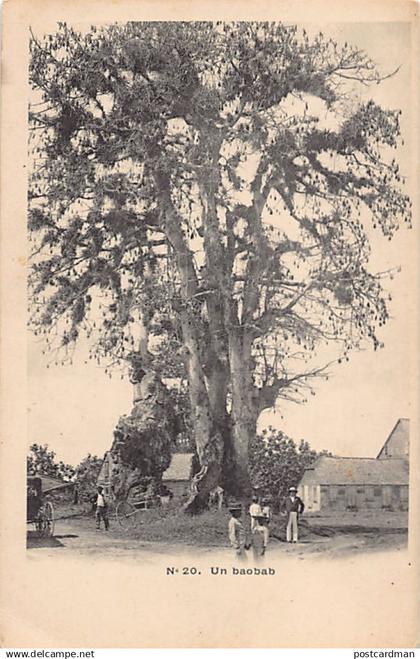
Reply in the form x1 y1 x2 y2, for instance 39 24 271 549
29 21 411 504
249 427 332 504
27 443 75 480
74 453 103 502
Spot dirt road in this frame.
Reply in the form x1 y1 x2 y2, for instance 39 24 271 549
27 515 407 560
20 516 413 647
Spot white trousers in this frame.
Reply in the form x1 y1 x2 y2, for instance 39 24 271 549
263 525 270 547
286 512 298 542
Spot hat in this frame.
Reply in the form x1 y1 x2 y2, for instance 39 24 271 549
289 486 297 492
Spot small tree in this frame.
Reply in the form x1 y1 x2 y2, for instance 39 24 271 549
249 427 331 504
74 453 103 502
27 443 75 480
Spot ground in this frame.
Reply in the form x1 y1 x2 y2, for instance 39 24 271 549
20 507 414 647
27 505 408 559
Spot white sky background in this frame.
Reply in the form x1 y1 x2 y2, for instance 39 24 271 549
28 21 416 466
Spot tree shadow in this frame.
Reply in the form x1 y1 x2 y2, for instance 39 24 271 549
26 530 79 549
310 524 408 535
55 534 79 539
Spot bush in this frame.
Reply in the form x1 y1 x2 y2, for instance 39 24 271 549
249 427 332 506
74 454 103 502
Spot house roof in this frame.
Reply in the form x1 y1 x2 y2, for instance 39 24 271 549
377 418 409 459
162 453 194 482
299 455 409 486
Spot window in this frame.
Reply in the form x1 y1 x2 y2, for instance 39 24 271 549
346 489 357 509
374 487 381 496
400 486 408 500
365 486 374 502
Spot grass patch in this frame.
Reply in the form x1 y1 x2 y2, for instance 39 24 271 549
123 506 231 546
115 504 313 546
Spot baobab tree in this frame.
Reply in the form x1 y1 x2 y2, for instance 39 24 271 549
29 21 411 509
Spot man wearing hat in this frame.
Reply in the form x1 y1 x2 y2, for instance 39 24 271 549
285 486 304 543
228 503 247 557
95 485 110 531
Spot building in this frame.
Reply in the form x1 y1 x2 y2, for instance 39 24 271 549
377 418 409 459
97 451 114 498
162 453 195 498
298 455 409 512
298 418 409 512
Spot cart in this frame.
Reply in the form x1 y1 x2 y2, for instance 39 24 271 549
27 476 55 538
116 495 161 531
27 474 74 538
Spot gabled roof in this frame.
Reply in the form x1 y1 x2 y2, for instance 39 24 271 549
299 455 409 486
97 454 109 483
162 453 194 482
377 418 409 459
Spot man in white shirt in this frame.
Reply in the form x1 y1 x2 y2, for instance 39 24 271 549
249 494 262 531
261 497 272 551
95 486 110 530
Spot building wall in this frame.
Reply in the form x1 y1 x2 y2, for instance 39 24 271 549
164 480 190 498
377 421 409 459
317 484 409 511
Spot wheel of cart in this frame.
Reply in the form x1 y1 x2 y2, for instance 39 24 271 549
116 501 138 530
116 496 161 531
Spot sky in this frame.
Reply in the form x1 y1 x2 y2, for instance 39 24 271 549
27 21 417 466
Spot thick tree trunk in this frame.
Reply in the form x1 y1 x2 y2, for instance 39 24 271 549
155 171 224 512
185 130 235 507
181 311 224 513
223 179 269 498
109 366 173 501
228 330 257 498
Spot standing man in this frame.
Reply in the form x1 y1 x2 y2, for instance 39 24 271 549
228 503 247 559
251 515 266 558
285 486 304 543
95 485 110 531
249 494 262 531
261 497 272 552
